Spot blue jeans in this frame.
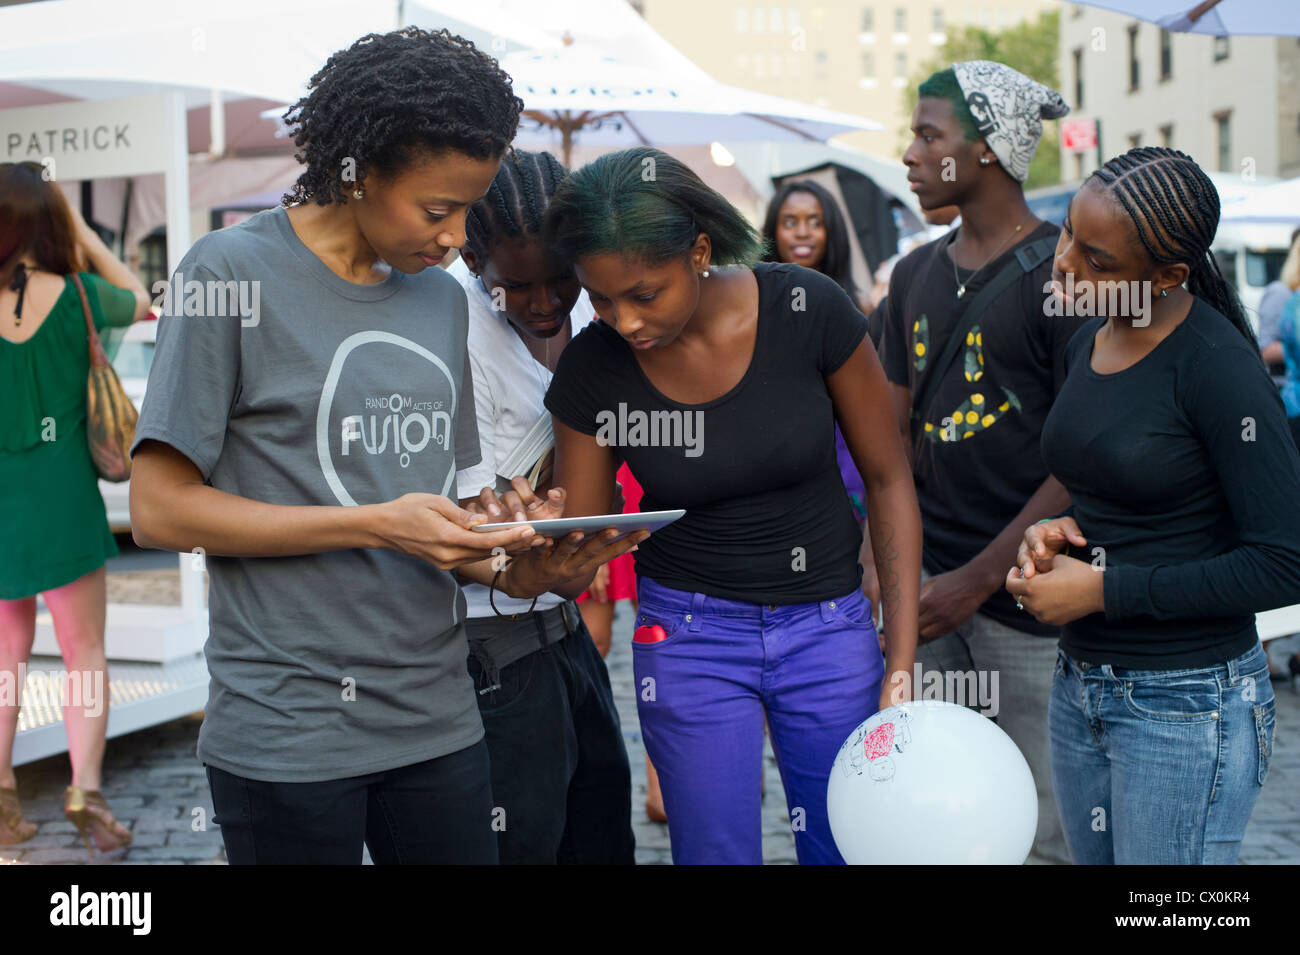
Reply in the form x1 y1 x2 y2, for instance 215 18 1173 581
1048 642 1276 864
633 576 884 865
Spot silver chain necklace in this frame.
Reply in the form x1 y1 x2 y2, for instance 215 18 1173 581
951 210 1035 298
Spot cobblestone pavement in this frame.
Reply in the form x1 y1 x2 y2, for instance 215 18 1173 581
4 574 1298 865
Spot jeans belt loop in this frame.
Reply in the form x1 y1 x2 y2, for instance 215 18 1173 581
561 600 579 636
689 591 706 632
532 609 552 653
1226 647 1244 683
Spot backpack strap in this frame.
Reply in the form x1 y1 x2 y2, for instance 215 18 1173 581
910 235 1055 440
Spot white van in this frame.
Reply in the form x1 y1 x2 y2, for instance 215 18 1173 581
1210 222 1296 333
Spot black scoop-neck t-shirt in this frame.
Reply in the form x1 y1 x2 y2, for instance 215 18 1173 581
544 262 869 605
1042 299 1300 667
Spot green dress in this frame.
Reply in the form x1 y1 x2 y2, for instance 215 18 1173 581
0 272 137 599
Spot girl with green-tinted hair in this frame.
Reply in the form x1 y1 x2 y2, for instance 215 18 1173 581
541 147 922 865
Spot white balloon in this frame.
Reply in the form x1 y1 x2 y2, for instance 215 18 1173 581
826 700 1037 864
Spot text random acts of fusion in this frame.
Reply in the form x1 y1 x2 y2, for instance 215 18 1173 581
316 331 459 506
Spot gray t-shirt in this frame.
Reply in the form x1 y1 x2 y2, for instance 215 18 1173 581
131 207 484 782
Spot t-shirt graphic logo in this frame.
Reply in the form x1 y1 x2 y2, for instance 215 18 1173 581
316 331 458 506
915 320 1020 442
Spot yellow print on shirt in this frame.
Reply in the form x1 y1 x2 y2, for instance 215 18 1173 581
913 320 1020 442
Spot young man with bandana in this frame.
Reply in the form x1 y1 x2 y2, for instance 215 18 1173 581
873 62 1081 864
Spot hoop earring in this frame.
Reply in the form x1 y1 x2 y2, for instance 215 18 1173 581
353 189 364 200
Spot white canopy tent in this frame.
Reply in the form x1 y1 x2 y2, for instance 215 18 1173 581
0 0 559 109
0 0 564 263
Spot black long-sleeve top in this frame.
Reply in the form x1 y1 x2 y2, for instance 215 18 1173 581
1041 298 1300 667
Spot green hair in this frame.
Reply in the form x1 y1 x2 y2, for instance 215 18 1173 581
918 67 980 143
541 146 763 268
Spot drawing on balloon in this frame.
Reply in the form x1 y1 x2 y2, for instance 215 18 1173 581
840 709 912 782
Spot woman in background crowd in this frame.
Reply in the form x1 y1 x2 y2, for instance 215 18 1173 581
0 161 152 853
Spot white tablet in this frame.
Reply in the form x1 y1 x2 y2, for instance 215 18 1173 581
472 508 686 541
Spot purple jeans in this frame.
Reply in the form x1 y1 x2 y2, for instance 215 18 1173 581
634 576 883 864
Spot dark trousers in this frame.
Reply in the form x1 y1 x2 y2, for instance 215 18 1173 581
468 616 635 865
205 740 498 865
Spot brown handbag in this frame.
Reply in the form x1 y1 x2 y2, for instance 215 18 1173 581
71 273 138 482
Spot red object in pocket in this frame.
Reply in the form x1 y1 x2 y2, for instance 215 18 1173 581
633 624 669 644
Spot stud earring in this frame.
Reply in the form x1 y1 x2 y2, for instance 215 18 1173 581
353 189 364 200
979 157 992 166
1160 288 1168 297
701 269 710 278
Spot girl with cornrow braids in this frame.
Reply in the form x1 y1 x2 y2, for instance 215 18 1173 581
1008 147 1300 864
129 28 552 864
444 149 642 863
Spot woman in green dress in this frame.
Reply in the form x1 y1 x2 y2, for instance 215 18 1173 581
0 161 152 852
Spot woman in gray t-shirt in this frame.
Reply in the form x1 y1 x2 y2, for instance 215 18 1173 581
130 28 545 865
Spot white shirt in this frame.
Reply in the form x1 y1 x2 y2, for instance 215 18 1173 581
446 255 596 618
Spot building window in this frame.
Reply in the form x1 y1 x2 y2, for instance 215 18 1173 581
1159 29 1172 80
862 51 876 76
894 7 906 32
895 51 907 76
1073 47 1084 109
753 7 765 32
862 7 874 32
1215 111 1232 171
1128 132 1142 150
771 7 783 32
1214 36 1229 61
735 7 748 31
932 8 943 31
1073 153 1085 180
1159 123 1173 148
1127 24 1140 91
1072 3 1084 17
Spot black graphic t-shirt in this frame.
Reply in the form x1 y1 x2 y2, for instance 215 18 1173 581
877 221 1088 634
545 262 868 604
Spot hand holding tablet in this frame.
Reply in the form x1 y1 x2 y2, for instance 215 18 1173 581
472 508 686 542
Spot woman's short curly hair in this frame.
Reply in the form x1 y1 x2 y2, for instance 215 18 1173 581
282 27 524 206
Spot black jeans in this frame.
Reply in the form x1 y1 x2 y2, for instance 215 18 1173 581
468 616 635 864
205 740 498 865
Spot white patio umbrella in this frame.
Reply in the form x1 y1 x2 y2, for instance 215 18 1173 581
1075 0 1300 36
502 48 882 167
